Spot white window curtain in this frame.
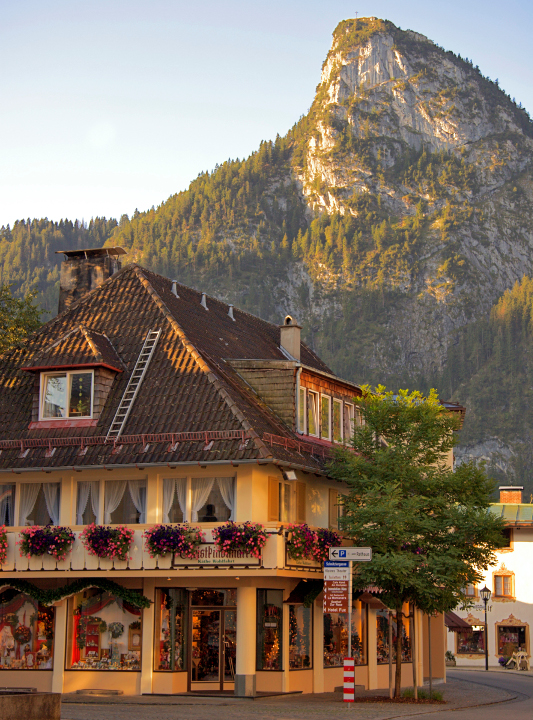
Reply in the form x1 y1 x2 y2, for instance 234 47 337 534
19 483 41 526
217 478 235 520
162 479 176 523
128 480 147 524
104 480 127 524
0 485 13 526
176 478 187 520
76 482 91 525
76 481 100 524
43 483 60 525
191 478 214 522
90 481 100 520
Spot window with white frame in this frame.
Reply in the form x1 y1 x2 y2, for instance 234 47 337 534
19 482 61 525
162 477 236 523
333 399 343 443
104 480 147 524
307 391 319 437
344 403 354 441
76 481 100 525
321 395 331 440
40 370 94 419
0 484 15 526
298 387 306 433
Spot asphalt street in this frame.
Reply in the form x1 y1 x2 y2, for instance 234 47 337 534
60 670 532 720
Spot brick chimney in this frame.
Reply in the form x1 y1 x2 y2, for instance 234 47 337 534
499 486 523 504
56 247 126 314
280 315 301 361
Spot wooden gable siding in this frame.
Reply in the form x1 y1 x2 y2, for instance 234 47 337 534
228 360 296 429
300 370 360 402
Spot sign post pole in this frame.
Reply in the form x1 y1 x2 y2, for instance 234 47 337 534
347 559 353 659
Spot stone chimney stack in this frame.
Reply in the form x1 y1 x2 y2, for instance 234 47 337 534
56 247 126 314
499 486 523 504
280 315 301 361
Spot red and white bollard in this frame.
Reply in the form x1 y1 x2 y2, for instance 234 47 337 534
343 657 355 702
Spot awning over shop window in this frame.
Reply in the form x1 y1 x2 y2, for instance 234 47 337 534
284 580 323 607
445 611 471 632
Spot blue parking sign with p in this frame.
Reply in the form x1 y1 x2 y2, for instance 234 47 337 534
338 549 347 557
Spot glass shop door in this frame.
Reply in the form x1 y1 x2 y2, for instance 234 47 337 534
190 609 236 691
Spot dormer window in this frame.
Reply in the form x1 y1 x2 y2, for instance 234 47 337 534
41 370 94 419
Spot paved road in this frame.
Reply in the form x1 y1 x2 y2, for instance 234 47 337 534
60 670 531 720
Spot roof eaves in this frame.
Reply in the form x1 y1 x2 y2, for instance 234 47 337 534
133 267 272 460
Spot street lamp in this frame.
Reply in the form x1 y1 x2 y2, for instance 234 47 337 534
479 585 491 671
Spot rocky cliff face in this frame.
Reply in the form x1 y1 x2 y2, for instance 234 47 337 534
292 18 533 382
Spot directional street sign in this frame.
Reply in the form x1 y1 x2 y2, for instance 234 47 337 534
329 547 372 562
323 560 350 581
323 561 350 613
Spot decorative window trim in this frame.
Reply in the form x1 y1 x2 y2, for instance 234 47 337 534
495 615 529 660
39 369 94 421
493 564 515 600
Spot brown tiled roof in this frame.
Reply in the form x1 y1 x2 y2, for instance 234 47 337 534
21 325 124 373
0 264 333 472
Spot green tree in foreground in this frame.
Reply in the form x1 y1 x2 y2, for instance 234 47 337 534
0 284 42 354
329 386 505 697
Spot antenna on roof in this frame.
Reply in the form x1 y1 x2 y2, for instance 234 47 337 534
201 293 208 311
171 280 179 298
228 304 235 321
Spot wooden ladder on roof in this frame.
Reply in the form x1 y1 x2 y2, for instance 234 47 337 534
106 329 161 440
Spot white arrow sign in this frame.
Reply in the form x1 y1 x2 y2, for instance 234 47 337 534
329 547 372 561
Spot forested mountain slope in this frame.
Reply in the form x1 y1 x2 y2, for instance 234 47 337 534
2 17 533 490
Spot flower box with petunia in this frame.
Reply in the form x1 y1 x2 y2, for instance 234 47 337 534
0 526 8 565
143 524 204 559
212 521 268 559
80 524 134 562
18 525 76 562
286 523 341 562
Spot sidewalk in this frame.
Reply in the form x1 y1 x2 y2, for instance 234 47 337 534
60 677 517 720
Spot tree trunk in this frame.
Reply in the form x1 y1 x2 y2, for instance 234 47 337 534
395 603 403 698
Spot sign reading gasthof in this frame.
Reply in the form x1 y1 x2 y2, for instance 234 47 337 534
172 544 261 567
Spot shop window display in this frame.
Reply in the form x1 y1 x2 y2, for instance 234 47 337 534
68 589 142 670
498 625 527 657
155 589 188 671
324 601 367 667
376 609 412 664
457 626 485 654
288 605 312 669
256 589 283 671
190 589 237 607
0 590 54 670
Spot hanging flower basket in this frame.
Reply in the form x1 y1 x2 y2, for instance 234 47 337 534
18 525 76 562
80 524 134 562
212 521 268 559
314 528 342 562
0 526 8 565
143 524 204 559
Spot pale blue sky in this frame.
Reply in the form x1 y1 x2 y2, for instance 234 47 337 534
1 0 532 227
